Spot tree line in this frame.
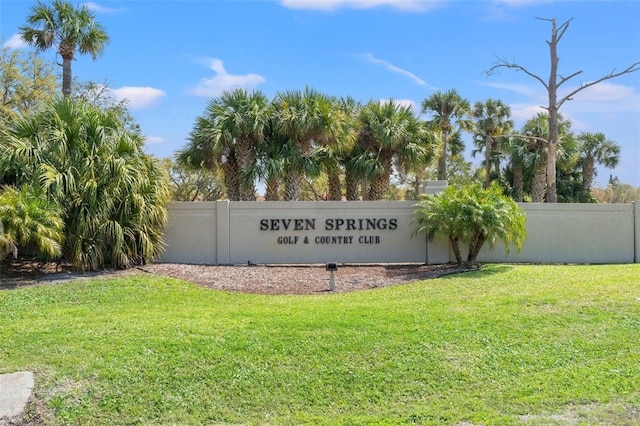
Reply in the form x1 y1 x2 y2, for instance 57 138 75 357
176 86 623 203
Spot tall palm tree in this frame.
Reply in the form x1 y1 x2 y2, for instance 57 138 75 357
254 117 287 201
314 96 358 200
273 88 352 201
421 89 471 181
577 132 620 197
337 97 368 201
471 98 513 187
202 89 271 200
514 112 574 202
503 135 531 202
273 88 322 201
20 0 109 97
178 115 240 201
355 100 434 200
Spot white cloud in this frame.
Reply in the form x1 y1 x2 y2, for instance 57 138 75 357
480 81 537 97
561 82 638 111
492 0 554 8
379 98 419 112
4 34 27 49
143 135 165 145
82 2 126 13
280 0 440 12
508 103 545 123
361 53 435 88
188 58 266 97
112 86 165 109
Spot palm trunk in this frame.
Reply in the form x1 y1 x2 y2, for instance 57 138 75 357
582 156 595 196
485 133 492 187
366 150 393 201
60 51 73 97
531 158 547 202
284 168 303 201
513 163 524 202
367 174 389 201
235 138 257 201
327 167 342 201
264 176 280 201
345 170 360 201
466 233 486 266
438 130 448 181
450 237 462 265
222 154 240 201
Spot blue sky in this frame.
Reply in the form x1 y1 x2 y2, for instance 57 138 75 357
2 0 639 187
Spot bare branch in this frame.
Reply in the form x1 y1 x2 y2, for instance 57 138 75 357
497 134 548 144
557 70 583 89
485 55 549 91
555 18 573 42
536 17 573 41
557 61 640 108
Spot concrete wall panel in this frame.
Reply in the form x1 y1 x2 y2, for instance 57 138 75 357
159 202 217 264
227 201 431 264
477 203 635 264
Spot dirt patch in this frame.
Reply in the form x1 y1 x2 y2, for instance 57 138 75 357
1 260 476 295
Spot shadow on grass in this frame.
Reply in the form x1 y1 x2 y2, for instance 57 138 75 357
438 263 514 280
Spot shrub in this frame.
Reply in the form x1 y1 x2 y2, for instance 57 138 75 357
413 183 526 266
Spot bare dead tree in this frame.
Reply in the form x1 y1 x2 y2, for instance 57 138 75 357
486 17 640 202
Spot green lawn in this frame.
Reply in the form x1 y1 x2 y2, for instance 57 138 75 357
1 264 639 425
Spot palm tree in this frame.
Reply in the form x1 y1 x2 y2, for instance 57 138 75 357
471 99 513 187
337 98 368 201
273 88 322 201
245 116 289 201
509 113 575 202
178 115 239 201
421 89 471 181
413 183 526 266
577 132 620 197
200 89 271 201
522 118 550 203
355 100 434 200
503 135 531 202
314 97 358 200
273 88 353 201
20 0 109 97
1 97 169 272
344 136 369 201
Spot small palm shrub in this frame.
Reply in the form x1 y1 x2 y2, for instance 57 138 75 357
413 183 526 266
0 184 64 282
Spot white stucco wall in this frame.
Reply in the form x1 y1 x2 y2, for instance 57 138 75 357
476 203 637 264
226 201 445 265
158 201 638 265
159 202 218 264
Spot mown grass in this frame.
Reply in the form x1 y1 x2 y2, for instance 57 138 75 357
1 264 639 425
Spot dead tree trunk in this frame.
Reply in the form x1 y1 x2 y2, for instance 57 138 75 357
486 17 639 203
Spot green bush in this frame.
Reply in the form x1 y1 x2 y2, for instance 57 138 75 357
413 183 526 266
0 97 169 272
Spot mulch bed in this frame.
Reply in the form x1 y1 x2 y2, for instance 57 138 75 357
1 259 478 295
